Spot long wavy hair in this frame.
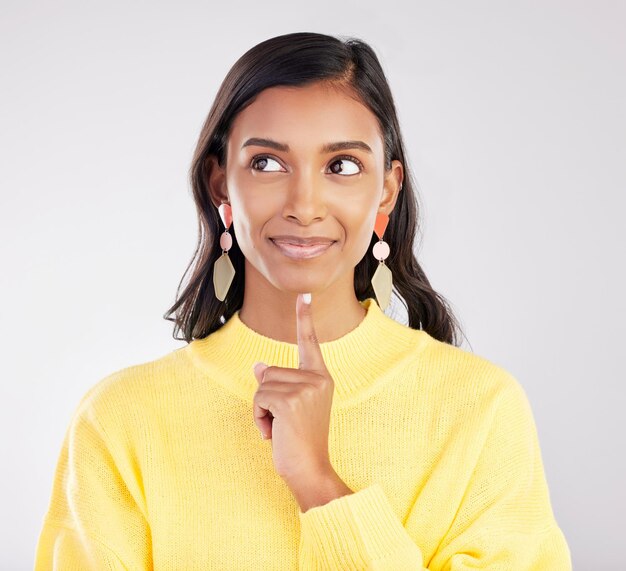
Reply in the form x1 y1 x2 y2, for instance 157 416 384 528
163 32 466 347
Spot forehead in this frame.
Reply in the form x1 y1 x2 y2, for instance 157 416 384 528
228 83 383 154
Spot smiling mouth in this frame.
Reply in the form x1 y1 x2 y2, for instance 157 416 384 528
270 238 336 259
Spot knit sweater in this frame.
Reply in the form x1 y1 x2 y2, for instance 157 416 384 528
35 297 572 570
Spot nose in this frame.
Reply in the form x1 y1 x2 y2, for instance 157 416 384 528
281 172 328 225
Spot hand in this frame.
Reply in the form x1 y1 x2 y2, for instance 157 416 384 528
252 292 335 483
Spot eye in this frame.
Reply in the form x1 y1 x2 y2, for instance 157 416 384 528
250 154 364 175
328 155 363 176
250 155 284 172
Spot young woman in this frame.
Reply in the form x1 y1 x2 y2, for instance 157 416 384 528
35 32 572 569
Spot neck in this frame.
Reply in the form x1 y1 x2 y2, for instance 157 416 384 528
185 295 430 404
237 263 366 344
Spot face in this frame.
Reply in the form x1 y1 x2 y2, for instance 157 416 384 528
208 81 403 297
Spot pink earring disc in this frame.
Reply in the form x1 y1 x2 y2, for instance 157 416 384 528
220 232 233 251
373 241 390 261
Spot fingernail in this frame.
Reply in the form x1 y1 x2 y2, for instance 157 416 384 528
302 292 311 304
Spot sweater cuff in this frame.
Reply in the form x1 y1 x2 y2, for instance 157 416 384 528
298 482 424 568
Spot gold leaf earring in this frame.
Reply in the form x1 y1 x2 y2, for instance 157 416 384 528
371 210 392 311
213 202 235 301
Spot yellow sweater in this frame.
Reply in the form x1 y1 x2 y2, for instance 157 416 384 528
35 297 572 570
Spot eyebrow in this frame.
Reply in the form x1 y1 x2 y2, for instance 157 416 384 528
241 137 373 154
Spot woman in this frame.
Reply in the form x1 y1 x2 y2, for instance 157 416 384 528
35 32 572 569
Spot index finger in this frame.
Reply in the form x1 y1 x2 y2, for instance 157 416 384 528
296 292 326 372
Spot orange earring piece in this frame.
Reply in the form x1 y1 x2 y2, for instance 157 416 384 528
373 212 389 240
371 211 392 311
213 202 235 301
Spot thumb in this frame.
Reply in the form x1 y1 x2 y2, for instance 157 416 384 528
253 361 269 383
252 361 272 439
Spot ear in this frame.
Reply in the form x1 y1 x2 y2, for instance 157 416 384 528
379 159 404 215
205 154 229 210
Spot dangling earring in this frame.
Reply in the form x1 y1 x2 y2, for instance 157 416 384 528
213 202 235 301
371 210 392 311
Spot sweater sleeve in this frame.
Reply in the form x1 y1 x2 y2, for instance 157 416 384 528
297 376 572 570
34 395 152 569
298 481 427 570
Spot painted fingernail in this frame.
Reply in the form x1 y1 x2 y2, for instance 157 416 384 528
302 292 311 304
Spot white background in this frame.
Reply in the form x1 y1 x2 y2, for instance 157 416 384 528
1 0 624 568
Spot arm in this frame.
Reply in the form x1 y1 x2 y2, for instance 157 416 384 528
298 481 427 570
426 377 572 569
34 398 152 569
297 377 572 570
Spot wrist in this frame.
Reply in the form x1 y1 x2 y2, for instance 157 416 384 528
286 466 354 513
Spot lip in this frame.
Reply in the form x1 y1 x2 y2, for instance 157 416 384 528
270 238 335 259
270 235 335 246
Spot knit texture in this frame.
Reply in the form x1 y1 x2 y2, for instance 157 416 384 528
35 297 572 570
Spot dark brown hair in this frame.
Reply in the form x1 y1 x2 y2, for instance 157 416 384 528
163 32 466 346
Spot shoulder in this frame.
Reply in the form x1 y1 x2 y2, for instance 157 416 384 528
405 333 539 455
416 331 525 410
72 345 189 428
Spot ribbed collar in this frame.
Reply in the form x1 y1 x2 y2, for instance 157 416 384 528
184 297 429 406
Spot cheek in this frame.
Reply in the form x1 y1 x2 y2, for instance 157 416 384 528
229 201 276 257
341 209 376 258
231 212 259 247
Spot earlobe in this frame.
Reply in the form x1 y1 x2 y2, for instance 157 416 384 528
379 159 404 214
378 184 402 217
205 154 229 210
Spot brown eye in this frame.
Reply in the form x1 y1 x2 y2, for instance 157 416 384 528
328 155 363 176
251 155 283 172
